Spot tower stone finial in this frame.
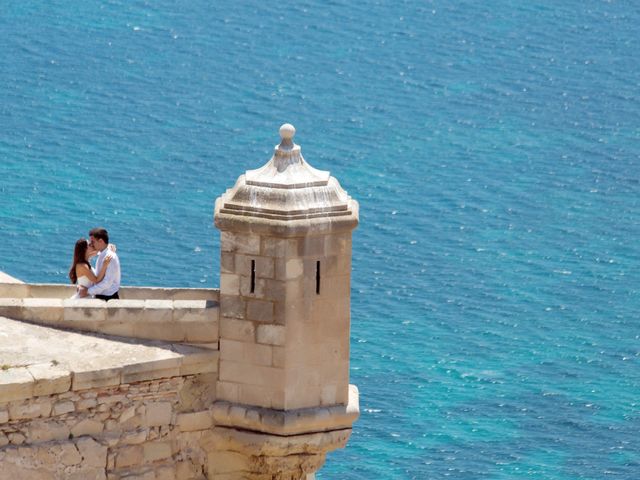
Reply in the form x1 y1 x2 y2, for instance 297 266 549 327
278 123 296 149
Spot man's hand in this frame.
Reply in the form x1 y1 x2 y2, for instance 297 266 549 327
78 286 89 298
86 246 98 259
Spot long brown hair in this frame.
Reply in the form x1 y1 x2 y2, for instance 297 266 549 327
69 238 91 284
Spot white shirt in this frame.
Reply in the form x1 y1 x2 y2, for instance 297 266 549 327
88 247 121 296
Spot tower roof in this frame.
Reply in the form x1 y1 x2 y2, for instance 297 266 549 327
215 124 359 236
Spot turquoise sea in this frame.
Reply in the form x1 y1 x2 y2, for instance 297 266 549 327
1 1 639 478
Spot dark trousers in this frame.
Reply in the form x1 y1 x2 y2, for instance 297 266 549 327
96 292 119 301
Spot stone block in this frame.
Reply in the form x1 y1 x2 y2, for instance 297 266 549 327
98 320 136 337
319 274 350 299
0 298 22 320
0 409 8 423
297 235 326 257
324 232 352 256
0 282 28 297
284 385 322 410
238 384 277 409
221 231 260 255
261 279 286 302
272 347 286 368
119 406 137 425
8 432 25 445
76 397 97 410
22 298 64 324
176 459 203 480
144 401 173 427
28 362 72 396
144 299 174 323
173 300 214 322
244 343 273 367
220 317 254 342
246 299 274 323
115 445 143 468
240 275 265 297
320 384 338 406
183 321 219 343
173 345 219 375
176 410 213 432
143 440 173 462
220 361 283 388
220 295 246 319
60 442 83 465
235 254 275 278
62 298 108 322
220 339 245 362
286 258 304 279
121 357 181 384
0 367 34 402
9 398 52 420
256 324 285 346
220 251 235 273
72 366 122 391
76 437 108 467
105 299 145 326
28 419 71 442
52 400 75 416
71 418 104 437
156 466 176 480
134 322 186 342
207 451 249 474
220 273 240 295
216 381 239 403
30 283 73 298
261 237 299 258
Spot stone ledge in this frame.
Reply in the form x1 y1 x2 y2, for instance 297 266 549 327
211 425 353 456
211 385 359 436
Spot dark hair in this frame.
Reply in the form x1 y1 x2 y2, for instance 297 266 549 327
69 238 91 284
89 227 109 244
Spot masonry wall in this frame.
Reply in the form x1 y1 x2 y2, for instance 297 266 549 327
0 374 218 480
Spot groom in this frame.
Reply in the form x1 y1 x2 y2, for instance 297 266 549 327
79 227 121 300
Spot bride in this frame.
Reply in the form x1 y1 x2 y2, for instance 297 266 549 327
68 238 112 299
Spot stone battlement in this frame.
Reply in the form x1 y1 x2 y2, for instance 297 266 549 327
0 285 219 345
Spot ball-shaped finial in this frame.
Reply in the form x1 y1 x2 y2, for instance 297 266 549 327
279 123 296 141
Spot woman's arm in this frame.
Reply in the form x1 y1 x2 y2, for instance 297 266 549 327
95 256 112 283
76 257 112 283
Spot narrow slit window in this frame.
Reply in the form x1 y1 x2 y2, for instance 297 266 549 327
316 261 321 295
250 260 256 294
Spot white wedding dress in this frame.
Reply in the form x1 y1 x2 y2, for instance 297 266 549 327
71 275 93 299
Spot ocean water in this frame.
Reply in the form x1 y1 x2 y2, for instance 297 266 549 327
1 1 639 478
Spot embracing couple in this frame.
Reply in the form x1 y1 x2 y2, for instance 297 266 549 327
68 227 121 301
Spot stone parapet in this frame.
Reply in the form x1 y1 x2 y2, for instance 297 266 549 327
0 297 219 344
0 282 219 301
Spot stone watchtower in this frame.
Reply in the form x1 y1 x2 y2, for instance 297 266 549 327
212 124 359 478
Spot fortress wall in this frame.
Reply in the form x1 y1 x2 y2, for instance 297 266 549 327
0 373 219 479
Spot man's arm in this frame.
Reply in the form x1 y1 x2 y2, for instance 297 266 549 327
87 254 117 296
